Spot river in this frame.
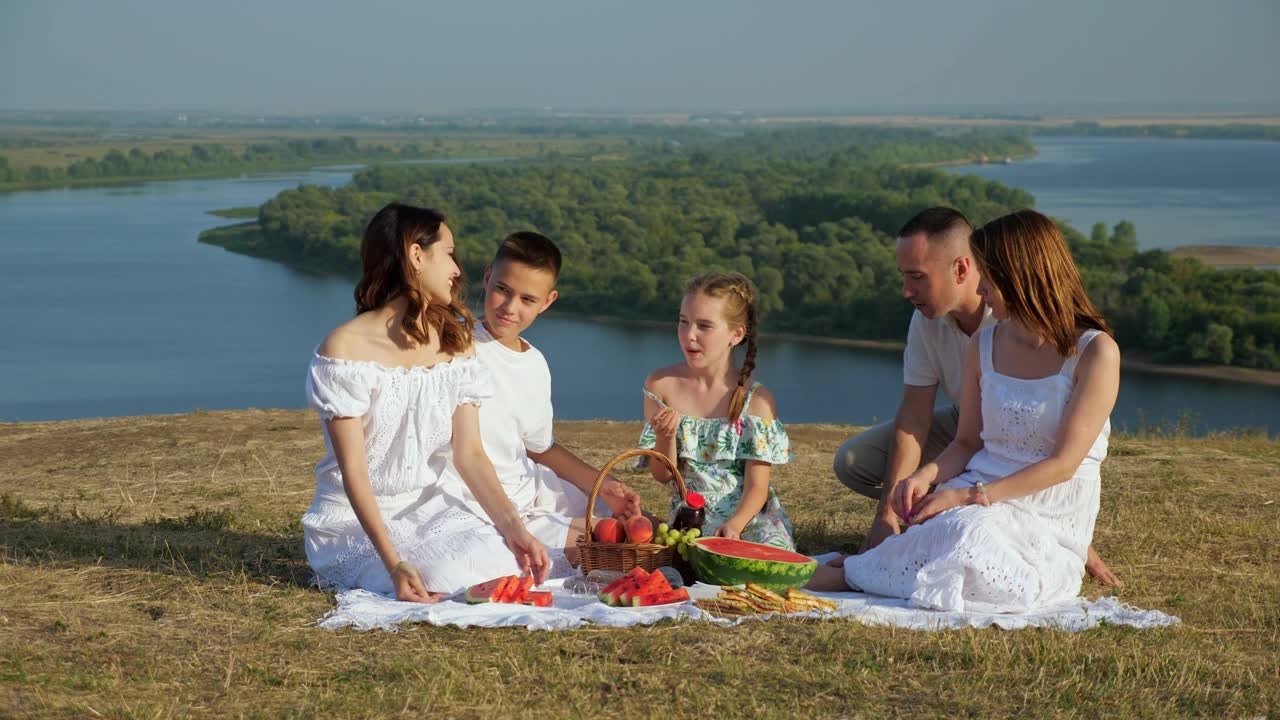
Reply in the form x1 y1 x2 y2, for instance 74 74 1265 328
1 140 1277 434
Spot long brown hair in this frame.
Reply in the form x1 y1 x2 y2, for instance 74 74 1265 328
354 203 474 354
969 209 1110 356
685 272 759 418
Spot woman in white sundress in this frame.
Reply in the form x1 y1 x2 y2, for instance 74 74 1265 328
807 209 1121 613
301 202 550 603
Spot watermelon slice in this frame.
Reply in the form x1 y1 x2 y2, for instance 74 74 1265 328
689 537 818 591
600 568 650 605
521 591 552 608
619 572 671 605
464 576 507 604
513 575 535 603
600 567 648 597
496 571 522 599
631 588 690 607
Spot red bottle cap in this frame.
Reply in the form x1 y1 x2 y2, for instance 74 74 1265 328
685 492 705 510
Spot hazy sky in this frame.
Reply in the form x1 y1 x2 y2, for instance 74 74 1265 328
2 0 1277 114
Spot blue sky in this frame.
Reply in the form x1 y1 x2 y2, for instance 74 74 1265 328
2 0 1276 113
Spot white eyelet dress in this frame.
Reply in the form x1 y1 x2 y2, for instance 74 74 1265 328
301 351 546 596
844 327 1110 613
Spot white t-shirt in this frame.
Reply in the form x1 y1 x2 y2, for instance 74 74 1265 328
442 322 555 513
902 306 995 404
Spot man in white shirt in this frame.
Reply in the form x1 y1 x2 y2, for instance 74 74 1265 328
834 208 1118 585
443 232 641 565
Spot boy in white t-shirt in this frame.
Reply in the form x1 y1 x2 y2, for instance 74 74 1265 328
441 232 642 565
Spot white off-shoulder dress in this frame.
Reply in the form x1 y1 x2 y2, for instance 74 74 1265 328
301 351 566 596
844 328 1110 613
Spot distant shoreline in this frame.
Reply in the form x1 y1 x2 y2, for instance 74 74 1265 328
1171 245 1280 268
546 311 1280 388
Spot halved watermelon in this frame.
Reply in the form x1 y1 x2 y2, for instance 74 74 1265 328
631 588 690 607
688 537 817 591
464 576 507 604
522 591 552 608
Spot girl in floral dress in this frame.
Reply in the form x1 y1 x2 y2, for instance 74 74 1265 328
639 272 796 549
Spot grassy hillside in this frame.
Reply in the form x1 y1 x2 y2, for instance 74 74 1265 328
1 412 1277 718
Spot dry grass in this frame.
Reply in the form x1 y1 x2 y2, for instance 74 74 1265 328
1 412 1277 719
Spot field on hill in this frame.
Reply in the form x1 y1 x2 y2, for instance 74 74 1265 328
2 412 1277 718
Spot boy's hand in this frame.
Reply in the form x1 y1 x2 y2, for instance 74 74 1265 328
599 477 642 520
650 406 681 440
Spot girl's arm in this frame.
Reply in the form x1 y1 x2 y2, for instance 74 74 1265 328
717 460 771 539
329 416 437 602
893 334 985 520
908 334 1120 524
643 379 680 485
718 386 777 539
451 403 551 582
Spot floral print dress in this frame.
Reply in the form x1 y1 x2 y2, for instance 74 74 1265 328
639 384 796 549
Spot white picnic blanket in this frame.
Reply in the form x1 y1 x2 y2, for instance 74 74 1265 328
316 554 1180 632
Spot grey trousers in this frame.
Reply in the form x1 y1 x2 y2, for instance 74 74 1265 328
833 405 961 500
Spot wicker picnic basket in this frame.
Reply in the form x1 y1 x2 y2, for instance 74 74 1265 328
576 448 687 574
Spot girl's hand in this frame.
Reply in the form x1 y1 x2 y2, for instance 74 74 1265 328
390 562 446 604
826 553 850 568
905 488 966 526
650 406 681 440
891 473 932 522
599 477 642 520
715 521 743 540
503 526 551 585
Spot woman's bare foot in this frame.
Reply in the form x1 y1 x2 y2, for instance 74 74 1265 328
805 564 852 592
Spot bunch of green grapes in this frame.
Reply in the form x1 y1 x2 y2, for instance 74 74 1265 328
655 523 701 560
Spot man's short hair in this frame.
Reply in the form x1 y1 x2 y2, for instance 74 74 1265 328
492 231 562 279
897 207 972 242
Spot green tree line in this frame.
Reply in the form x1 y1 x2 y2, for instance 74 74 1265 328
1040 121 1280 142
0 137 410 190
223 131 1278 370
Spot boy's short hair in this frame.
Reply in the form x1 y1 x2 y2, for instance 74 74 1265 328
492 231 562 280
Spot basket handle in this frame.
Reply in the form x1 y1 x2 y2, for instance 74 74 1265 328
583 448 687 537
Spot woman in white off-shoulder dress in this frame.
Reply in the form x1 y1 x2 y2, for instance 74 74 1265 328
301 202 551 602
808 209 1121 613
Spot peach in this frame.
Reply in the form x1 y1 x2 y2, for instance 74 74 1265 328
592 518 624 544
625 515 654 545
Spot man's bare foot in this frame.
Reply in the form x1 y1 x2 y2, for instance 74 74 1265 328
1085 545 1122 587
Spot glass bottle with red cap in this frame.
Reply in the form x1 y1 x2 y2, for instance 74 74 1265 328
671 491 706 534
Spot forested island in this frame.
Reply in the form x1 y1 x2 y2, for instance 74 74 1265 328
196 126 1280 372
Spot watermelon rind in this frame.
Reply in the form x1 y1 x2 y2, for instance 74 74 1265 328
688 537 817 591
